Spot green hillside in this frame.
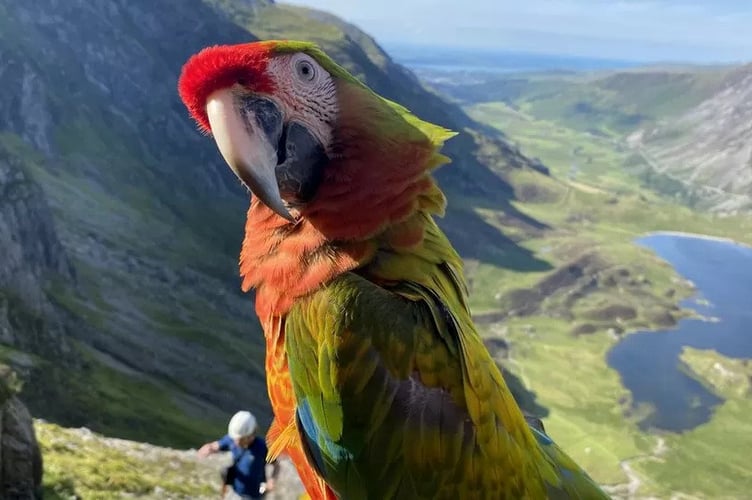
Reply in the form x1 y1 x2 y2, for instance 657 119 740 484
425 65 731 136
2 0 752 498
0 0 551 448
423 61 751 211
419 51 752 497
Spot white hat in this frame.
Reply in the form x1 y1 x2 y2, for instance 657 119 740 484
228 411 257 439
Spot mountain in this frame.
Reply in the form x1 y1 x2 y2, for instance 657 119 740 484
0 0 551 447
0 136 72 360
417 62 752 210
628 64 752 212
418 64 731 137
0 0 273 447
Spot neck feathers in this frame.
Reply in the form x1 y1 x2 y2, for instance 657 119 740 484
240 82 456 319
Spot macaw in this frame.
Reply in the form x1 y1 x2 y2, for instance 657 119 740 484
178 40 609 500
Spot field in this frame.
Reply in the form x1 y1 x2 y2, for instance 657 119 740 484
458 77 752 497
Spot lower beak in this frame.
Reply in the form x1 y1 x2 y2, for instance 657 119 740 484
206 89 293 221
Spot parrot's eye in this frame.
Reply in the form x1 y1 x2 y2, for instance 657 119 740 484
295 59 316 83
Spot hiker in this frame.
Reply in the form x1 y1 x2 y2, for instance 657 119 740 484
198 411 280 499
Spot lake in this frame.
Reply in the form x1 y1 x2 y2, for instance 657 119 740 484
607 233 752 432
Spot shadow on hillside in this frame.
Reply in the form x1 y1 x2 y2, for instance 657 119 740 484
503 366 550 419
434 132 552 234
440 208 552 272
483 338 549 419
472 196 551 232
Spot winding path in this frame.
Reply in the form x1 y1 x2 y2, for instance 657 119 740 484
603 436 677 500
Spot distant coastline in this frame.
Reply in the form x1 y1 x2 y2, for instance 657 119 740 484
386 43 737 77
385 44 642 74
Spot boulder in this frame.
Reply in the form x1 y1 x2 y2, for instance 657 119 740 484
0 367 43 499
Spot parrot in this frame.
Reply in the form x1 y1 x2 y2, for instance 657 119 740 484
178 40 610 500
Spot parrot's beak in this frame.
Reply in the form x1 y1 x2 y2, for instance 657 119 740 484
206 88 294 221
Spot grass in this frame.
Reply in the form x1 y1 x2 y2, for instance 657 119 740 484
37 421 217 499
679 347 752 399
40 254 269 437
438 66 730 136
462 204 690 488
491 317 653 485
459 91 752 497
639 398 752 498
209 1 346 48
467 101 697 204
464 202 752 496
469 102 633 184
24 342 226 449
629 348 752 498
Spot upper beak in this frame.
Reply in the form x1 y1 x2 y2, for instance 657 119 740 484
205 88 294 221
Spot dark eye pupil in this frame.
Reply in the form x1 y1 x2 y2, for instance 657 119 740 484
297 61 314 80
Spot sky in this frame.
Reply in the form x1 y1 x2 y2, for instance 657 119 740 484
284 0 752 63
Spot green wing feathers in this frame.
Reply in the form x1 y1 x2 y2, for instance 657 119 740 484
284 218 609 499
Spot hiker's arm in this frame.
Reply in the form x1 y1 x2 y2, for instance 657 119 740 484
199 435 233 458
197 440 221 458
198 435 234 458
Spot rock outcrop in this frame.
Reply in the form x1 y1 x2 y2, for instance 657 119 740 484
629 64 752 212
0 368 43 500
0 141 72 355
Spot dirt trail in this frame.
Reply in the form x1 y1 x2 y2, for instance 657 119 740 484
603 436 673 500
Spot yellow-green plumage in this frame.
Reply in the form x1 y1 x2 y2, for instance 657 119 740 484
178 38 609 499
285 213 609 499
247 40 610 499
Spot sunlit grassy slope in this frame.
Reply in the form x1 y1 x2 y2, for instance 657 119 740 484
461 88 752 497
639 348 752 497
38 421 217 499
467 101 702 205
432 66 731 136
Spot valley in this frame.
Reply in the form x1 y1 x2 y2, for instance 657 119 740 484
409 61 752 497
0 0 749 498
417 63 752 211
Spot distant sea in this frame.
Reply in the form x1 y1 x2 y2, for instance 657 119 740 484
385 43 642 74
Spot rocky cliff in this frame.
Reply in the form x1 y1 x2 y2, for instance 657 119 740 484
629 64 752 212
0 0 551 446
0 0 273 445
